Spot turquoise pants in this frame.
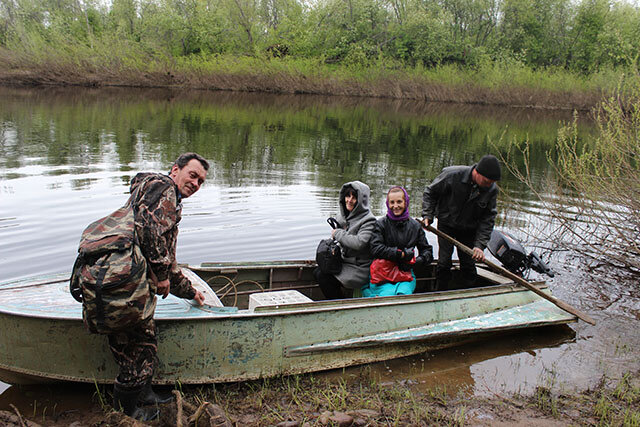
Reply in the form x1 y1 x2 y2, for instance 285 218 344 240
361 272 416 297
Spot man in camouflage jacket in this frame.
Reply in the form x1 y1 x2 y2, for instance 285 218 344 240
110 152 208 421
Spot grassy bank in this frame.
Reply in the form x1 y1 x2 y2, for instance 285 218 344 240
167 370 640 426
1 44 635 111
3 369 638 426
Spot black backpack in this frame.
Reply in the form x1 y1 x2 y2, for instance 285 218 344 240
315 218 343 275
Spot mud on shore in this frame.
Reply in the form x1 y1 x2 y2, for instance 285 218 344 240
1 369 637 426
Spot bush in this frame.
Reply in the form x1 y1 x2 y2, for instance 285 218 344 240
504 79 640 279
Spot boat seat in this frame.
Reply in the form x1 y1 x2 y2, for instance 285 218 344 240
248 290 313 311
476 266 513 284
180 267 224 307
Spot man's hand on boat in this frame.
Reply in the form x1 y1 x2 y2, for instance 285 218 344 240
157 279 171 298
156 278 205 305
471 247 486 262
193 290 205 305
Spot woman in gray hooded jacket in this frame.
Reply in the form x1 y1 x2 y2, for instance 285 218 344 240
315 181 377 299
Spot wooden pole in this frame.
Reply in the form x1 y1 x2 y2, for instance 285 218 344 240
424 223 596 325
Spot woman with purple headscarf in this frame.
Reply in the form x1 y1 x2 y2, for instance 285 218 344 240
364 186 433 297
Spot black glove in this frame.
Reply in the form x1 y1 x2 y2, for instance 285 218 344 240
398 262 413 271
403 248 415 260
416 252 434 266
395 248 414 261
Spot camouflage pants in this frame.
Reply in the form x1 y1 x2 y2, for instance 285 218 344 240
108 317 158 389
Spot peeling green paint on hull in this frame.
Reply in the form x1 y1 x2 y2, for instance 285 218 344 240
0 262 576 385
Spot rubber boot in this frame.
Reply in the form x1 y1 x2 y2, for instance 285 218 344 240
113 382 160 421
139 379 174 405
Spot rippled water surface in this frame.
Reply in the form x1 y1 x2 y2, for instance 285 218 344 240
0 86 638 405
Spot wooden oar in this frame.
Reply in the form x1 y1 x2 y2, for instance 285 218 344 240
423 223 596 325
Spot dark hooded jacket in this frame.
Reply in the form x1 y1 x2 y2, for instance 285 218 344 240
130 172 197 300
332 181 377 289
421 165 498 250
370 218 433 266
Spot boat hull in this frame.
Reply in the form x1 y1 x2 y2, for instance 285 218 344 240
0 265 575 385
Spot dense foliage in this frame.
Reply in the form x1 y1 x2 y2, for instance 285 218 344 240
1 0 639 74
505 83 640 280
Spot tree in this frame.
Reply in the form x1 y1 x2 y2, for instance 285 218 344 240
568 0 608 73
498 0 572 67
593 2 640 69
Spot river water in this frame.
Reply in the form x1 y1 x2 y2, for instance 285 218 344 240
0 86 638 407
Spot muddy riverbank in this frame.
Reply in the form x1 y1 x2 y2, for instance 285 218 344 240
1 366 638 426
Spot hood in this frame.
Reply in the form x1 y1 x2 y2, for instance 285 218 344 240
129 172 178 199
130 172 157 193
339 180 372 220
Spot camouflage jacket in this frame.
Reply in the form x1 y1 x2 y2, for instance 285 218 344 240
130 172 196 300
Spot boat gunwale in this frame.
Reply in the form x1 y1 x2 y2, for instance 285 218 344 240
0 278 555 321
192 260 317 270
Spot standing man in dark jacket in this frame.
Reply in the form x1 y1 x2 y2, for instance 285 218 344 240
110 152 208 420
421 155 501 290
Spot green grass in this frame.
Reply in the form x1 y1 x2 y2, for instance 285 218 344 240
3 34 637 109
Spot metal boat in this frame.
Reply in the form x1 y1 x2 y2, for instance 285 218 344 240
0 260 576 385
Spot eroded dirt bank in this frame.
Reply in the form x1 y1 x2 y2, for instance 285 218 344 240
0 69 604 112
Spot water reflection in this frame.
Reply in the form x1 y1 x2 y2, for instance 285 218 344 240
329 325 576 396
0 86 592 284
0 86 583 191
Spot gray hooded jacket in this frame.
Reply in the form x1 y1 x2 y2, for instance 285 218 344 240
332 181 376 289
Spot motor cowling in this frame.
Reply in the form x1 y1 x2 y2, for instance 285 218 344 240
487 230 554 277
487 230 528 275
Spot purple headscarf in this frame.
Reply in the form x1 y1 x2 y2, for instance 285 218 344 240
386 186 410 221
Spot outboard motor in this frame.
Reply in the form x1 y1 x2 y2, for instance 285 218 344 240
487 230 554 278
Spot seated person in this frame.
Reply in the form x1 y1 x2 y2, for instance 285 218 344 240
364 186 433 297
314 181 376 299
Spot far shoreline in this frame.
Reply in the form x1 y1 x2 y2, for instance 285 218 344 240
0 65 607 112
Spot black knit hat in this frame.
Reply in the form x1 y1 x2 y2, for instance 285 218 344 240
475 155 501 181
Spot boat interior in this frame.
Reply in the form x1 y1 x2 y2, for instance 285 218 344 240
183 260 517 310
